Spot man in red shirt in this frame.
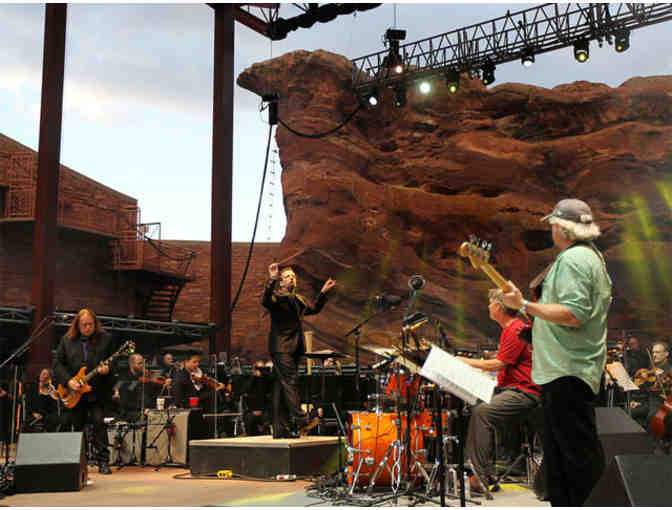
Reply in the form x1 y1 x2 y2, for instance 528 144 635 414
457 289 541 492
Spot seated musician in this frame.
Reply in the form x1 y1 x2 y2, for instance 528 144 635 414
631 341 672 441
25 368 63 432
159 352 176 378
241 361 272 436
114 354 164 423
457 289 541 492
172 352 227 409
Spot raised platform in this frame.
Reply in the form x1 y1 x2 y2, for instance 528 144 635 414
189 435 343 478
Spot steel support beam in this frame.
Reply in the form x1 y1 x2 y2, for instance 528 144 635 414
29 4 67 379
210 4 234 358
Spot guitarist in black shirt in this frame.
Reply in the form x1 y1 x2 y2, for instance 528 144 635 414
53 308 118 474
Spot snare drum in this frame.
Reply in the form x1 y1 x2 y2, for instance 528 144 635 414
385 373 421 400
347 411 427 487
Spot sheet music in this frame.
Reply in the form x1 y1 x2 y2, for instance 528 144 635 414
605 362 639 391
420 346 496 405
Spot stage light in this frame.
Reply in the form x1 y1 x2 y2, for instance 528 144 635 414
419 81 431 94
445 69 460 94
574 39 589 62
521 49 535 67
384 28 406 75
481 61 495 85
394 85 407 108
614 29 630 52
361 89 379 108
394 63 404 74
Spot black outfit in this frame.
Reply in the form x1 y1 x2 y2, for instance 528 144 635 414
172 368 201 409
53 332 118 467
262 278 327 438
541 376 604 507
623 349 650 377
116 370 158 423
25 383 62 432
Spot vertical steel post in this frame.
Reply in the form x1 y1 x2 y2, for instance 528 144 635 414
210 4 234 357
29 4 67 380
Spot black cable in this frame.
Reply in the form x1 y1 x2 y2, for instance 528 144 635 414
277 103 363 139
230 122 274 313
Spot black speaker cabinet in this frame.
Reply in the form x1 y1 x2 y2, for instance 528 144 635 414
14 432 87 492
594 407 655 464
585 455 671 506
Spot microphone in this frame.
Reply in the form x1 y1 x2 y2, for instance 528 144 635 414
375 294 402 307
408 275 425 291
372 355 397 371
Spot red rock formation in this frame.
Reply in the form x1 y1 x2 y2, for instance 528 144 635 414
238 50 672 357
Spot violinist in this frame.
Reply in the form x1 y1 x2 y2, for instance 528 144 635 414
173 352 227 409
631 342 672 433
114 354 162 422
25 368 63 432
623 336 649 377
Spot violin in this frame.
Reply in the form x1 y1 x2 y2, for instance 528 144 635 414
138 375 167 386
191 374 228 392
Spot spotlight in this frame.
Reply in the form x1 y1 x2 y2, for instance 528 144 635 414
445 69 460 94
481 61 495 85
419 81 431 95
574 39 589 62
614 29 630 52
394 63 404 74
362 89 379 108
521 49 535 68
384 28 406 75
394 85 407 108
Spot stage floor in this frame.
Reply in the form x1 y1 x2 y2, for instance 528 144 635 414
1 465 548 507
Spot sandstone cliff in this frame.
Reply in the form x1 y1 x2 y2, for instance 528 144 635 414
238 50 672 357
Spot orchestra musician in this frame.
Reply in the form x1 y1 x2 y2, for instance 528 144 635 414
262 263 336 438
501 198 612 507
630 342 672 439
172 352 227 409
25 368 63 432
458 289 541 492
53 308 119 474
114 353 164 423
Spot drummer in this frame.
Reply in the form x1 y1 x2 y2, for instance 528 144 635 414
456 289 541 493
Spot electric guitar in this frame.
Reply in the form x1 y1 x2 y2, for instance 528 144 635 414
57 340 135 409
458 237 530 322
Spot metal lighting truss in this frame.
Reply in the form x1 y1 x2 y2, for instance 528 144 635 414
52 311 213 338
351 3 672 94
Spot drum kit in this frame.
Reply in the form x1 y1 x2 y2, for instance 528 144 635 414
338 341 469 505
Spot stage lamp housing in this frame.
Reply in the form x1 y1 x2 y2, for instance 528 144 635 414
481 61 496 85
521 49 535 67
574 39 589 62
445 69 460 94
614 29 630 52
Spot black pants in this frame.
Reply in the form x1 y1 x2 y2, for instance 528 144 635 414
68 397 109 464
270 352 306 437
541 376 604 507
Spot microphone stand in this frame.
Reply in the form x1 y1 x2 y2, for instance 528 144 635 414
344 307 396 405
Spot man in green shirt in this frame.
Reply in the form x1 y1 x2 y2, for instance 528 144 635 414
502 198 612 507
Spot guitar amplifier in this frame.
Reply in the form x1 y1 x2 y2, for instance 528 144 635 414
144 409 191 466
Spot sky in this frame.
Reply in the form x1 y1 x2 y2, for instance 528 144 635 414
1 2 671 242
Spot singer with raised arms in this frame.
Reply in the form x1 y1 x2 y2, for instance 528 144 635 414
262 263 336 438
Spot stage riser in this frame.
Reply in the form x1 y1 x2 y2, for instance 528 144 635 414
189 437 341 478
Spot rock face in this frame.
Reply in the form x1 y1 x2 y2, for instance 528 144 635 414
238 50 672 355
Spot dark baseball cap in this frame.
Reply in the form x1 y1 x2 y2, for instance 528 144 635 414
542 199 594 224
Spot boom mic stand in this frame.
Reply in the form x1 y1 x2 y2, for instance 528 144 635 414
145 407 180 470
344 305 398 406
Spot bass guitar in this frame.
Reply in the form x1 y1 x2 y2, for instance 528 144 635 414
458 237 530 322
57 340 135 409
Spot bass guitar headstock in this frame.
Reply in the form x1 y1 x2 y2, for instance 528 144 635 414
459 236 494 270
